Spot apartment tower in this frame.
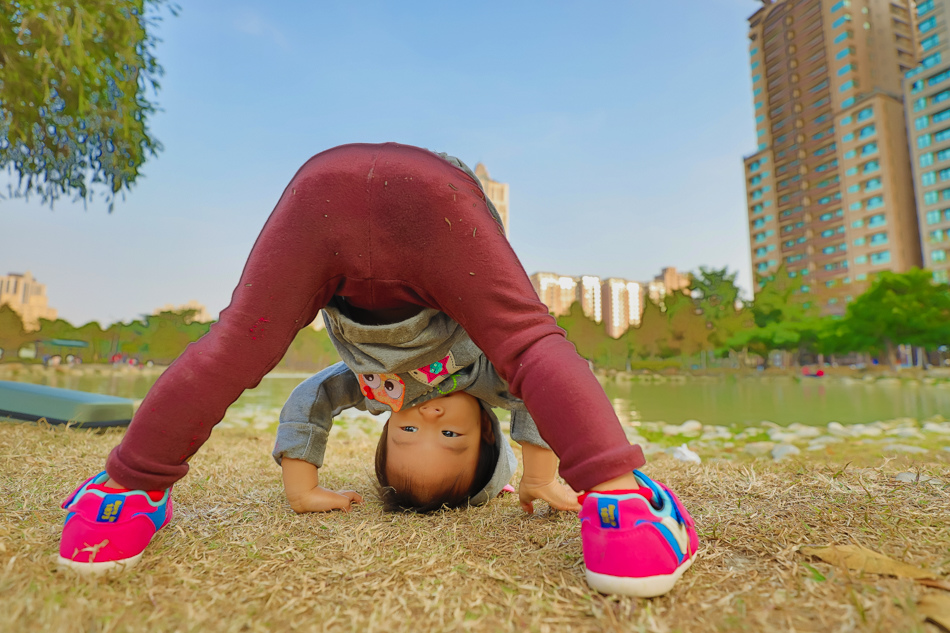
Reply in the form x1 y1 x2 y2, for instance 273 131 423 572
745 0 922 313
903 0 950 283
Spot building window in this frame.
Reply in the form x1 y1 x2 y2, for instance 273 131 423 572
927 210 942 224
834 31 850 44
846 167 858 176
870 251 891 265
838 64 853 76
848 184 860 193
920 16 937 33
843 132 855 142
921 153 935 167
916 116 930 130
866 197 884 210
922 34 940 51
914 97 928 112
924 171 938 186
850 201 863 211
861 142 878 155
926 191 940 205
856 107 873 122
919 134 933 149
840 80 856 92
844 149 857 159
936 127 950 143
854 237 866 246
835 48 852 60
858 124 875 138
753 74 761 83
919 0 935 16
867 213 886 227
842 96 856 108
855 255 868 264
929 68 950 87
869 232 888 245
923 53 943 70
865 178 882 191
934 250 948 262
831 0 850 12
832 15 852 29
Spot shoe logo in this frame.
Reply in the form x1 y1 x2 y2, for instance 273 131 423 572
97 494 125 523
597 498 620 529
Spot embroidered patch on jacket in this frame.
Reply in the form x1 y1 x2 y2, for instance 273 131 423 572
409 352 460 386
597 497 620 529
358 373 406 412
97 494 125 523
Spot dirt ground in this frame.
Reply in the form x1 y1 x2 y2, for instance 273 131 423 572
1 419 948 633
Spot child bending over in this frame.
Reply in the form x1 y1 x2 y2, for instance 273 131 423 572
58 143 697 598
275 299 580 515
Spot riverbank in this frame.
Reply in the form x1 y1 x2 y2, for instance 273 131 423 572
2 418 948 632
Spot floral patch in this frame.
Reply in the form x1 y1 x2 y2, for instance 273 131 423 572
358 373 406 411
409 351 460 386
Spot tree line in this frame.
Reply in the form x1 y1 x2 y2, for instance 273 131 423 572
557 267 950 371
2 266 948 371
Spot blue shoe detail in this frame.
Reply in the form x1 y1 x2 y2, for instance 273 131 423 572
97 494 126 523
597 497 621 529
132 494 169 532
636 519 686 564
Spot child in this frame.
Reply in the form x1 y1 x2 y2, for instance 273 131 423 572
58 143 697 598
273 297 581 514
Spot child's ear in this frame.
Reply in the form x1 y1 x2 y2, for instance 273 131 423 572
479 408 495 445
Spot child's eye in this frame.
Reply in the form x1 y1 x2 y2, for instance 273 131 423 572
400 426 418 433
441 430 460 438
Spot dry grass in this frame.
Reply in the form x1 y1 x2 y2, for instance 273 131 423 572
1 419 949 633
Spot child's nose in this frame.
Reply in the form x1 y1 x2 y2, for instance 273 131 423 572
419 402 444 419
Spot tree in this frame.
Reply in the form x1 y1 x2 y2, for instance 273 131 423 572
689 266 744 352
0 304 32 357
838 268 950 368
726 267 821 365
0 1 176 208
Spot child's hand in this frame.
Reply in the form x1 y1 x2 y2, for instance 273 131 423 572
518 443 581 514
281 457 362 513
287 486 363 514
518 477 581 514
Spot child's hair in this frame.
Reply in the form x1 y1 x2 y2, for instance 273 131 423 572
374 406 499 513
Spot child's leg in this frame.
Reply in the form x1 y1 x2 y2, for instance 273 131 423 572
355 144 644 493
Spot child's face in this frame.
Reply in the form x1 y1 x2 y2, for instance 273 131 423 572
385 391 484 499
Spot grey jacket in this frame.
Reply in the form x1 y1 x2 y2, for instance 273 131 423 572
273 298 549 505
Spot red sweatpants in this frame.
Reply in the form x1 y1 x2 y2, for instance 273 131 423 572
106 143 644 491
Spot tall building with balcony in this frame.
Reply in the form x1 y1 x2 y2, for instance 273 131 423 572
0 271 57 331
745 0 922 313
474 163 510 235
904 0 950 283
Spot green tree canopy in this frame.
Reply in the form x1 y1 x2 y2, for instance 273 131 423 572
0 1 175 208
838 268 950 366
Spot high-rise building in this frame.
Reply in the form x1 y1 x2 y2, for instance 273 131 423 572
0 271 57 331
602 278 632 338
745 0 922 314
474 163 510 235
577 275 603 323
904 0 950 283
529 272 578 316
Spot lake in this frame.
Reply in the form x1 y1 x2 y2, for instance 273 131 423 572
6 367 950 430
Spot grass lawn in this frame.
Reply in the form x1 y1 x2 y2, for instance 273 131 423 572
1 418 948 632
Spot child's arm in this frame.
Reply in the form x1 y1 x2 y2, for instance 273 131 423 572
273 363 366 513
281 458 362 513
519 442 581 514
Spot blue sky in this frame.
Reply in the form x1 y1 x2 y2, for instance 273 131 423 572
3 0 761 326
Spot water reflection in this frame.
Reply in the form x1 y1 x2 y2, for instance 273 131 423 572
8 369 950 429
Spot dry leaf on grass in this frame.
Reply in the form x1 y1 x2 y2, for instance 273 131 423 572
919 579 950 592
919 595 950 631
800 544 937 579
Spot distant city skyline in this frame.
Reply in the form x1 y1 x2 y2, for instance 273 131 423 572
2 1 759 326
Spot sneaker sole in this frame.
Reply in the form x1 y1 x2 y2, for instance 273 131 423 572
57 553 143 575
585 552 697 598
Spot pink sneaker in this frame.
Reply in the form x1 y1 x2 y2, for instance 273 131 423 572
580 470 698 597
58 472 172 574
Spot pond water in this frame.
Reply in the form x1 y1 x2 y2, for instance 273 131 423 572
7 368 950 430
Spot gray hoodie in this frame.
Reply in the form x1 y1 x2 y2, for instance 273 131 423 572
273 298 550 505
